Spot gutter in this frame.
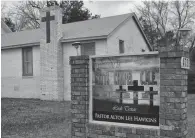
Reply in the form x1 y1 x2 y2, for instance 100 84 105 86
1 42 40 50
132 14 153 51
60 35 107 43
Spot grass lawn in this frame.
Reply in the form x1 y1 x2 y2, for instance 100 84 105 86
1 98 71 138
1 95 195 138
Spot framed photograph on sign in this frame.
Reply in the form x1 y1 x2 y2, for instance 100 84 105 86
90 54 160 126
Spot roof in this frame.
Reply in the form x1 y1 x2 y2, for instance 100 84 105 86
61 13 131 42
1 13 152 50
1 20 12 33
1 29 41 48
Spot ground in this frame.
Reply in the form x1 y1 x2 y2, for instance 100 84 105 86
1 98 71 138
1 95 195 138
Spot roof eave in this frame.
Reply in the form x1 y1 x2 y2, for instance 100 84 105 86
1 42 40 50
1 20 12 33
107 13 133 38
60 35 107 43
131 13 153 51
107 13 152 51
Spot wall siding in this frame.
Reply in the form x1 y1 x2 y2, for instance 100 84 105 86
63 19 151 101
1 29 6 34
107 18 150 54
63 39 107 101
1 17 151 101
1 46 40 99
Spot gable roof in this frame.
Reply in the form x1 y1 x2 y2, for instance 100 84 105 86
1 20 12 33
1 13 152 51
60 13 131 42
1 29 41 48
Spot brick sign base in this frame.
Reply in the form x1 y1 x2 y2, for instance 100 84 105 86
70 45 189 138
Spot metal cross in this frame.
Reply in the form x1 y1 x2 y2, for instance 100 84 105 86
41 11 55 43
145 87 158 107
128 80 144 105
116 85 126 104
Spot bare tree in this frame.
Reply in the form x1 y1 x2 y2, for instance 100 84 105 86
136 1 195 49
1 2 7 18
170 1 195 47
136 1 169 38
6 1 100 31
8 1 45 31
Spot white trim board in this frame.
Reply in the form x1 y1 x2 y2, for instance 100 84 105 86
89 120 160 129
1 42 40 50
90 51 159 58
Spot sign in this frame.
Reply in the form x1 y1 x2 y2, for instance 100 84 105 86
181 57 190 69
91 54 160 126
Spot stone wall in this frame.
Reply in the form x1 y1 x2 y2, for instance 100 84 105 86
70 56 89 138
188 49 195 94
40 6 64 101
159 45 189 138
70 45 189 138
70 56 159 138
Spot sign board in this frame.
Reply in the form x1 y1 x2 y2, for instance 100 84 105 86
90 54 160 126
181 57 190 69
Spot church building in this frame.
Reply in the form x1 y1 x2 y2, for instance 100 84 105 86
1 6 152 101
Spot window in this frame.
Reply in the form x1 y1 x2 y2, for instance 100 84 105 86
22 47 33 76
81 42 95 55
119 40 124 54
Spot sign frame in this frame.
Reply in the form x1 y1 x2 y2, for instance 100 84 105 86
89 52 160 129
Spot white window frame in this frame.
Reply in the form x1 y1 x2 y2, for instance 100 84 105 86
22 47 33 76
81 41 96 55
119 39 125 54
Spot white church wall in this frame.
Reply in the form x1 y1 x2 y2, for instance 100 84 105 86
63 21 150 101
1 46 40 99
95 39 108 55
63 39 107 101
1 29 6 34
107 18 150 54
63 42 77 101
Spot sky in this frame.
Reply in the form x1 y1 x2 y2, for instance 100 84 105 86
1 0 141 18
83 1 140 17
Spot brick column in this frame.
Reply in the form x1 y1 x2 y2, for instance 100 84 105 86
159 45 189 138
70 56 89 138
40 6 64 101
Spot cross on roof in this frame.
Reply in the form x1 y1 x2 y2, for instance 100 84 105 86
128 80 144 105
41 11 55 43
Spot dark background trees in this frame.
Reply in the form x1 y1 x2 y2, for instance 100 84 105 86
3 17 16 32
136 1 195 50
2 1 195 51
2 1 100 31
